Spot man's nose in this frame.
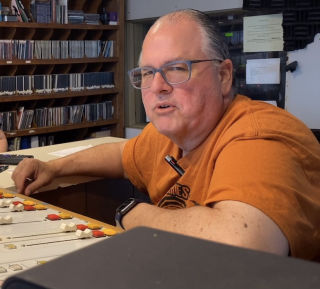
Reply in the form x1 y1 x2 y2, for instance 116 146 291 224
150 71 172 92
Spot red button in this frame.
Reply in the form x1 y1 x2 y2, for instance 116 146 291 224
24 205 36 211
47 214 61 221
92 230 105 238
76 224 88 231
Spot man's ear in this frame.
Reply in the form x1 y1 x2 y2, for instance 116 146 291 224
218 59 233 97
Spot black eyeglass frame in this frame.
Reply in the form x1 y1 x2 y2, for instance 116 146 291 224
128 58 223 89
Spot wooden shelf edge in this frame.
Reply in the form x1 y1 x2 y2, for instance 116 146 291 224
0 88 118 102
0 57 119 66
5 119 119 138
0 22 119 30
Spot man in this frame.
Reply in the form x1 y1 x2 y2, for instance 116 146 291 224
0 130 8 152
12 9 320 260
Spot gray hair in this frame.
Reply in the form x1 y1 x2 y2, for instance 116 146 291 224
153 9 230 60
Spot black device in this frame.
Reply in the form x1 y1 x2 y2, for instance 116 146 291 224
115 198 145 229
0 154 34 165
0 165 9 172
3 227 320 289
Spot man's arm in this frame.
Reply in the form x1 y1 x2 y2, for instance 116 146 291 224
12 140 128 195
122 200 289 256
49 140 128 178
0 130 8 152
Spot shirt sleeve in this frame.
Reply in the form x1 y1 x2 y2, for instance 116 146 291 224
205 138 318 259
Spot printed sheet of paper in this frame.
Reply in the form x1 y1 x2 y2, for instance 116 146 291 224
243 14 283 52
246 58 280 84
48 145 93 157
262 100 277 106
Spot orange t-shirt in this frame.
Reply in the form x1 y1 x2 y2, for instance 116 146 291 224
122 94 320 260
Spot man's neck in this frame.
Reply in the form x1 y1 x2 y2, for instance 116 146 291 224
171 129 214 157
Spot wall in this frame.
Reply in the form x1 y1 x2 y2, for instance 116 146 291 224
126 0 242 20
125 127 142 139
285 34 320 129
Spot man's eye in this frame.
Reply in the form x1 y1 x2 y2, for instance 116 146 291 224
142 70 153 77
167 65 187 72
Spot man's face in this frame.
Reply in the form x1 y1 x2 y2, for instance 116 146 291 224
140 19 233 149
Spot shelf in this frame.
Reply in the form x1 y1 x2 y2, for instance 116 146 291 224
0 57 119 66
0 0 125 149
0 22 119 31
0 88 118 102
5 119 119 138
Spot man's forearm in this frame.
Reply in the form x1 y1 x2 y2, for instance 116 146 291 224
121 201 289 256
122 203 221 241
49 140 128 179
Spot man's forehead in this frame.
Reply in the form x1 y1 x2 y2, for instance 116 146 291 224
144 19 200 49
141 18 203 66
150 15 197 33
149 20 162 34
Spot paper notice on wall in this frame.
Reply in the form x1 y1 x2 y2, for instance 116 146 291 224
243 14 283 52
246 58 280 84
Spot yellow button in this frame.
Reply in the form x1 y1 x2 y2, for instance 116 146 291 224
102 228 117 236
87 223 101 230
58 213 72 219
23 200 36 206
3 193 14 198
34 204 47 210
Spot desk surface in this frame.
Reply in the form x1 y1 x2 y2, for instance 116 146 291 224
0 137 125 191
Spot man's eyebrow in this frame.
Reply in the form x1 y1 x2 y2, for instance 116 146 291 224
164 59 186 65
141 58 185 68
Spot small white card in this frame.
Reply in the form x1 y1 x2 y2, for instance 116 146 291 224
246 58 280 84
49 145 92 157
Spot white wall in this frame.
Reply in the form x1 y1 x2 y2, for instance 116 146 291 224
125 127 142 139
126 0 242 20
285 34 320 129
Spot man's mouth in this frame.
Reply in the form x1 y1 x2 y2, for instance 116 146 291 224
159 104 170 109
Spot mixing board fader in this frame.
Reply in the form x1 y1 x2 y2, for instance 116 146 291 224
0 189 119 285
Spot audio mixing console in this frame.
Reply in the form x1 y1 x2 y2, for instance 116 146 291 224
0 189 120 286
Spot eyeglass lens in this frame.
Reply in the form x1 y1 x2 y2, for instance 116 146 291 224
131 62 191 89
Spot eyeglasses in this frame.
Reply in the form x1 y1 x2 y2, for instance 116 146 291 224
128 59 223 89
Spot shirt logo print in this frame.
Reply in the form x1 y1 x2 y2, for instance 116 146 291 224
158 183 190 209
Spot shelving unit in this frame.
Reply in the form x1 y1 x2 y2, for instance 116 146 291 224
0 0 124 149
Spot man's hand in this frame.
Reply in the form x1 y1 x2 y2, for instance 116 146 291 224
11 158 57 195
